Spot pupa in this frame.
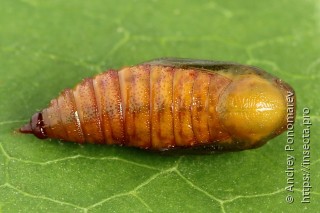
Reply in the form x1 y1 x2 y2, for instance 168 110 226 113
20 58 296 151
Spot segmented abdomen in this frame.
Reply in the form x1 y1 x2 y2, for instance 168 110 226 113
42 65 232 150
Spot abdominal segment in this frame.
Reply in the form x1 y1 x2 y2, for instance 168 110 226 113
42 65 233 150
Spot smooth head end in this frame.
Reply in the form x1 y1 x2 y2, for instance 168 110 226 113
20 112 48 139
217 74 292 148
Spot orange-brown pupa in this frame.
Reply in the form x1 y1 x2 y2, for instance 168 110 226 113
20 58 296 152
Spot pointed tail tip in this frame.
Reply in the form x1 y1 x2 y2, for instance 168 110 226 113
19 123 33 134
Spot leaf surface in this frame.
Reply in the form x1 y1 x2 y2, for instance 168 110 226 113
0 0 319 212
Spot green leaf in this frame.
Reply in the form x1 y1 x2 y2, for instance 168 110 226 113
1 0 319 212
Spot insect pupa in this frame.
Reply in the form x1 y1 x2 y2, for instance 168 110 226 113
20 58 296 151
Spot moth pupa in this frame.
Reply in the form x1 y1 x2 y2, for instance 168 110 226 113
20 58 296 152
